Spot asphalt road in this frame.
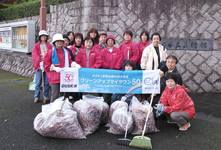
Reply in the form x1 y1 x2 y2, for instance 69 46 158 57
0 69 221 150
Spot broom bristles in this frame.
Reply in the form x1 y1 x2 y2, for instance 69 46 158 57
129 136 152 149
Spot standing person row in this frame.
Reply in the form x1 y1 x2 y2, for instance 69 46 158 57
32 30 52 103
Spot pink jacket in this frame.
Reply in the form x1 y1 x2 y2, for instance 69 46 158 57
32 42 52 71
75 47 101 68
99 46 124 70
160 85 195 120
119 40 139 64
136 41 151 64
69 44 85 55
43 48 73 84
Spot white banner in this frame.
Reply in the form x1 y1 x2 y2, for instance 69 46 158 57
60 68 160 94
142 70 161 94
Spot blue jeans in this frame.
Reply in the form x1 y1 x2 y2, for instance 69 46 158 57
34 69 49 99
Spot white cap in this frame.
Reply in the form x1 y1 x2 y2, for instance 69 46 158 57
39 30 48 36
52 34 64 43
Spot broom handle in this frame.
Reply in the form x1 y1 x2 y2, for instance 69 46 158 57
141 82 157 137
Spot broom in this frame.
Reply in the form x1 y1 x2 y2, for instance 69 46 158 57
129 80 157 149
117 107 132 146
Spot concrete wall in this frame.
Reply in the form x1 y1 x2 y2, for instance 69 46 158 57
0 0 221 92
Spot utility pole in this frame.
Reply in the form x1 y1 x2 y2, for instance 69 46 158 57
40 0 46 30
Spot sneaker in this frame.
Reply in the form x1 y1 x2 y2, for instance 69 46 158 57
167 120 176 124
179 122 191 131
34 98 39 103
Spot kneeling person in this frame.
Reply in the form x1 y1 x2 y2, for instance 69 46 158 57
154 73 195 131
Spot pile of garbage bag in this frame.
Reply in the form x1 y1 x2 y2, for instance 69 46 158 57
34 97 86 139
106 96 159 135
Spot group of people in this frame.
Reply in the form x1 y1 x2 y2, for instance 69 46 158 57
32 28 195 132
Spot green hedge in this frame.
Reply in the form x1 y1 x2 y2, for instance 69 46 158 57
0 0 76 21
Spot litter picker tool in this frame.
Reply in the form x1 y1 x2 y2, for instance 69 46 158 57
129 80 158 149
117 107 132 146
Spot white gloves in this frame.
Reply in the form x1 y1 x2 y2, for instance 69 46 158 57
39 62 44 71
54 67 64 72
71 62 81 69
50 64 64 73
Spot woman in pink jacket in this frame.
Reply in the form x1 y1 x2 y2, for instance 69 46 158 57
32 30 52 103
99 35 124 70
154 73 195 131
75 36 101 68
136 31 151 69
69 32 85 60
43 34 73 102
119 30 138 66
87 28 99 45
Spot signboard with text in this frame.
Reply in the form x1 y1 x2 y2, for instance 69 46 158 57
60 68 160 94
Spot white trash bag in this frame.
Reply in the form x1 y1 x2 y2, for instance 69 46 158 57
34 97 86 139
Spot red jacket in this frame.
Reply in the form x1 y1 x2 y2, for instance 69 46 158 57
119 40 139 64
32 42 52 71
69 44 85 55
75 47 101 68
43 48 73 84
160 85 195 120
136 41 151 64
99 46 124 70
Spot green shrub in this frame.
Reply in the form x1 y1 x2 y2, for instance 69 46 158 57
0 0 76 21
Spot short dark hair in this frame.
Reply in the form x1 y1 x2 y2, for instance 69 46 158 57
165 72 178 83
38 35 48 42
123 60 137 70
73 33 83 45
84 36 95 46
123 30 133 38
151 32 161 41
63 34 70 41
87 28 99 44
166 55 178 64
67 31 74 36
140 31 149 41
99 33 107 37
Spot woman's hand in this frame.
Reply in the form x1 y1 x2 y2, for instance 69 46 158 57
159 70 164 77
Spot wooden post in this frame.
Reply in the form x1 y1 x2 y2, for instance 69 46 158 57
40 0 46 30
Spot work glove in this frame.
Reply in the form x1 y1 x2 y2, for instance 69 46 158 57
154 103 166 117
50 64 64 73
71 62 81 69
39 62 44 72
